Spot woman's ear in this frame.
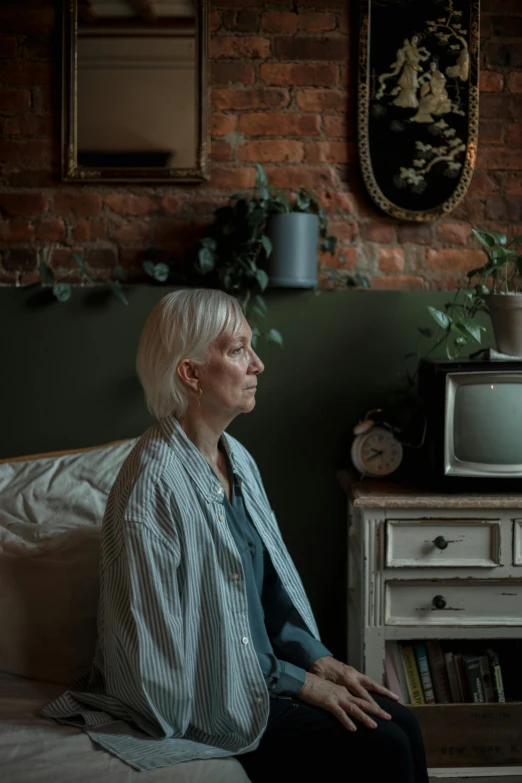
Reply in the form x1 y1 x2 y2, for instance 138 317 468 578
177 359 200 392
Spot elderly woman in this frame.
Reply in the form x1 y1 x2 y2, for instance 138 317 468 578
42 289 428 782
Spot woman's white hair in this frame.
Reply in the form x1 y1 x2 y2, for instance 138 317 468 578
136 288 245 421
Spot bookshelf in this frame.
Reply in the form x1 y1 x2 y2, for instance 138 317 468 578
337 471 522 780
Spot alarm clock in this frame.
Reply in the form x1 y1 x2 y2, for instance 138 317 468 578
351 410 404 478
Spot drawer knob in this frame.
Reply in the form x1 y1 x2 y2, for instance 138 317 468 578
432 595 447 610
433 535 449 550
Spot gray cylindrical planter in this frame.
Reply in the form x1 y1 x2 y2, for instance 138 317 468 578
489 293 522 356
266 212 319 288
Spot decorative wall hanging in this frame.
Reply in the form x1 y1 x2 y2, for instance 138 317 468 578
358 0 480 221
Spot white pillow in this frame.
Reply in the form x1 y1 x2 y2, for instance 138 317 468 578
0 439 137 683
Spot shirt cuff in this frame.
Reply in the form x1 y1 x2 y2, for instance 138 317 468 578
293 639 334 671
272 661 307 697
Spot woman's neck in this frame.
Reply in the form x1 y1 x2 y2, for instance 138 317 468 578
177 406 231 468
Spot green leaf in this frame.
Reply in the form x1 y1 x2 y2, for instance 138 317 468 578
143 260 156 278
200 237 217 251
261 234 273 258
472 229 497 249
296 190 311 211
143 260 169 281
428 306 451 330
488 229 508 246
40 246 52 266
255 268 269 291
353 273 370 288
152 262 169 282
322 235 338 256
459 316 482 343
255 163 268 189
112 264 127 281
197 247 215 274
259 186 269 202
418 326 433 338
39 260 54 284
110 280 128 305
454 335 468 346
265 328 283 348
490 245 509 265
53 282 71 302
474 283 490 297
72 252 85 272
250 326 261 349
511 235 522 244
252 294 267 317
268 186 291 212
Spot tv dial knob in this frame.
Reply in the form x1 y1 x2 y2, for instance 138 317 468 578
433 535 449 550
432 595 447 610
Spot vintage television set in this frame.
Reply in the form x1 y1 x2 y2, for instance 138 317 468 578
419 358 522 485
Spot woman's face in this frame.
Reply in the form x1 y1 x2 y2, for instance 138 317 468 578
199 316 264 417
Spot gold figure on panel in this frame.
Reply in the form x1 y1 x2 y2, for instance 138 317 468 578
376 35 431 107
446 47 469 80
411 61 452 123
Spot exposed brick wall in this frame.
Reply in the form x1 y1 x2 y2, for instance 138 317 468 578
0 0 521 290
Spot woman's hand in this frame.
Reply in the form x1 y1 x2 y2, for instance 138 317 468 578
297 672 388 732
308 656 400 718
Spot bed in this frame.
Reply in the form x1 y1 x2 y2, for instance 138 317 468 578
0 439 250 783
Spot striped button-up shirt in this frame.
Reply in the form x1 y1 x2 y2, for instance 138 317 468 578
40 415 323 771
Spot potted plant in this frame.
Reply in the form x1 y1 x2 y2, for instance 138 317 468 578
421 229 522 360
195 164 367 347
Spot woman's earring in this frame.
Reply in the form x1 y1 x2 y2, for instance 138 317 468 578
195 385 203 404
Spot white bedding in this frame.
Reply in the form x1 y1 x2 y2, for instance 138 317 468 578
0 672 251 783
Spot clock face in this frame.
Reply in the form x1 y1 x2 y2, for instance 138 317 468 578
352 426 403 477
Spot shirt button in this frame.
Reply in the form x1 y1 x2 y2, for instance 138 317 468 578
219 514 225 523
231 572 240 581
241 636 249 645
255 696 263 704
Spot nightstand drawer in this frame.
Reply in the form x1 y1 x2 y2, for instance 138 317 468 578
385 519 501 568
385 580 522 625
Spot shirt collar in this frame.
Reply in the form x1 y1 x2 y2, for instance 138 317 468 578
158 414 244 503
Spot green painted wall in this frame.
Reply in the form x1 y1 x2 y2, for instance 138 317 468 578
0 286 458 657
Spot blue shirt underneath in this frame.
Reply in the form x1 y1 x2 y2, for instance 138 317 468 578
218 443 332 696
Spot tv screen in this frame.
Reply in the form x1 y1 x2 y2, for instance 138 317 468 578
451 377 522 466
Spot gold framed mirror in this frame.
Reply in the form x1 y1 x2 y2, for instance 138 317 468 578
62 0 209 183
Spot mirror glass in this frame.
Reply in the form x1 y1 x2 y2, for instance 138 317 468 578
64 1 208 182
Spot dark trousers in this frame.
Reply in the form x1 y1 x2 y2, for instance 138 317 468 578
236 693 429 783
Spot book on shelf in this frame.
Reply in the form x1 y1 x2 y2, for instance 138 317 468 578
384 643 405 704
426 641 451 704
486 648 506 703
462 655 485 703
444 651 462 703
478 654 495 702
388 642 410 705
413 642 436 704
394 642 508 704
400 644 425 705
454 653 470 702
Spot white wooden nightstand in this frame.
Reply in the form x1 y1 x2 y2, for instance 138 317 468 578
337 471 522 782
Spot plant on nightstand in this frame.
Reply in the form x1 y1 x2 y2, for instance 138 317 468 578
419 228 522 361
